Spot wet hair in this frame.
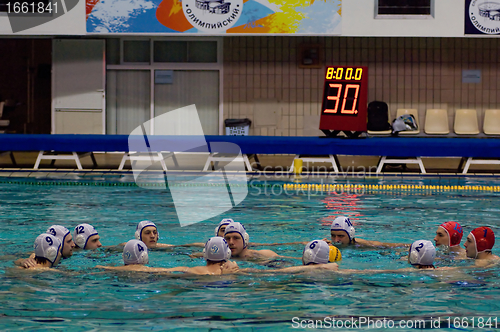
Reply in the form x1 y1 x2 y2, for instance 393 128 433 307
34 256 50 265
417 264 436 269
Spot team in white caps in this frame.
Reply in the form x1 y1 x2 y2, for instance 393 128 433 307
97 237 237 275
98 219 342 274
21 215 499 273
17 223 102 269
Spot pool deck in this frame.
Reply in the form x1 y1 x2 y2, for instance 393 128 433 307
1 151 500 178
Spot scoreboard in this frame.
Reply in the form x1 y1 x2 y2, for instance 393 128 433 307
319 66 368 136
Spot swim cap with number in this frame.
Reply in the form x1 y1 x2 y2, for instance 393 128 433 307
330 216 355 242
302 240 330 265
439 221 463 247
73 223 98 249
470 227 495 256
123 240 149 265
46 225 70 251
34 233 62 266
409 240 436 266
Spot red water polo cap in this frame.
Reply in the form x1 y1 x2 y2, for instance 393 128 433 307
440 221 463 247
470 227 495 253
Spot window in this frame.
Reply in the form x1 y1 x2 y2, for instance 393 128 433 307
154 40 217 63
108 39 219 64
123 40 150 63
154 41 187 62
376 0 433 18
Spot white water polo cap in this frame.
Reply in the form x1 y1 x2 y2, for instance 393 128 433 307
73 223 98 249
46 225 70 249
135 220 158 241
34 234 61 266
203 237 231 262
214 218 234 236
302 240 330 265
409 240 436 266
224 222 250 248
123 240 149 265
330 216 355 242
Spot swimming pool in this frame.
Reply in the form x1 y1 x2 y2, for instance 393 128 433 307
1 175 500 331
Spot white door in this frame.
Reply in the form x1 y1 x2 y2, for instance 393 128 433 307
52 39 105 134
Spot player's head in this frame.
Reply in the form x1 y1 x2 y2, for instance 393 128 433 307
302 240 330 265
215 218 234 237
408 240 436 267
203 237 231 262
224 222 249 256
434 221 463 247
465 227 495 258
74 224 101 250
34 234 62 267
123 240 149 265
46 225 75 258
330 216 355 245
135 220 159 248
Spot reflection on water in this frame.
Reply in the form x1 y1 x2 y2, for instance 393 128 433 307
321 194 364 227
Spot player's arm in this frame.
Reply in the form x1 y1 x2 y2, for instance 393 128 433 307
220 260 239 274
155 243 175 248
14 253 36 268
257 249 279 258
95 265 124 270
173 243 205 248
250 241 308 247
355 238 410 248
241 263 339 274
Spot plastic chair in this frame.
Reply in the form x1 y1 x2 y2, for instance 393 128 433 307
483 109 500 135
424 109 449 135
459 109 500 173
395 109 420 135
454 109 479 135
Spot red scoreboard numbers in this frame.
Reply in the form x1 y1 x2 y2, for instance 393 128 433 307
323 83 360 115
319 66 368 135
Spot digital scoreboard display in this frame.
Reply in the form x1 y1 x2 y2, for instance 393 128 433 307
319 66 368 136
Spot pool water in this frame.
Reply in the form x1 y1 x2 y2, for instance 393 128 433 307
1 178 500 331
